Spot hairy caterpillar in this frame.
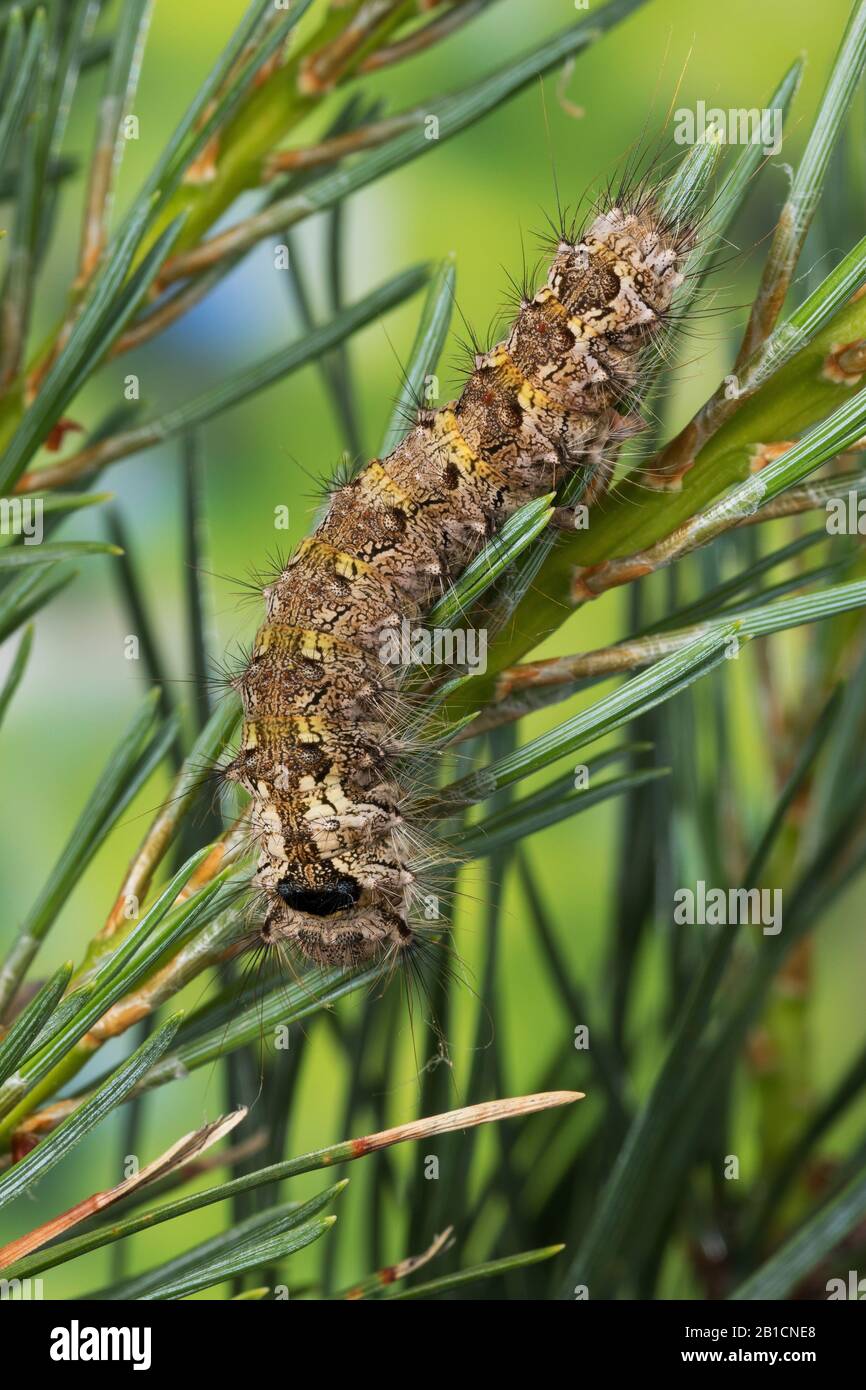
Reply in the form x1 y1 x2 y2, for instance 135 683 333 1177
226 192 692 969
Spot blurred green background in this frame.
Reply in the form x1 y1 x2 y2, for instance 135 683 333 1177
1 0 864 1297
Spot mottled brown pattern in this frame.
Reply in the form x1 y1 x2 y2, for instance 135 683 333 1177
227 202 689 967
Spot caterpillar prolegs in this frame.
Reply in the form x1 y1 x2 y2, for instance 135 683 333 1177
226 196 692 968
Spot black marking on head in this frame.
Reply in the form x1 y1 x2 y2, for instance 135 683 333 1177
276 875 361 917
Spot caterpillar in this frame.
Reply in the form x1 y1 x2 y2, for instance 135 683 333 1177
226 192 693 969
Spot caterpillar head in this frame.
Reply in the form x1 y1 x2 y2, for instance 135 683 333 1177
259 866 414 966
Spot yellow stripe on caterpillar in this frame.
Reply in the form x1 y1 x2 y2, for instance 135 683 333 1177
242 714 330 748
482 345 558 415
292 536 375 582
532 285 568 317
361 460 420 514
431 409 505 483
253 624 365 662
